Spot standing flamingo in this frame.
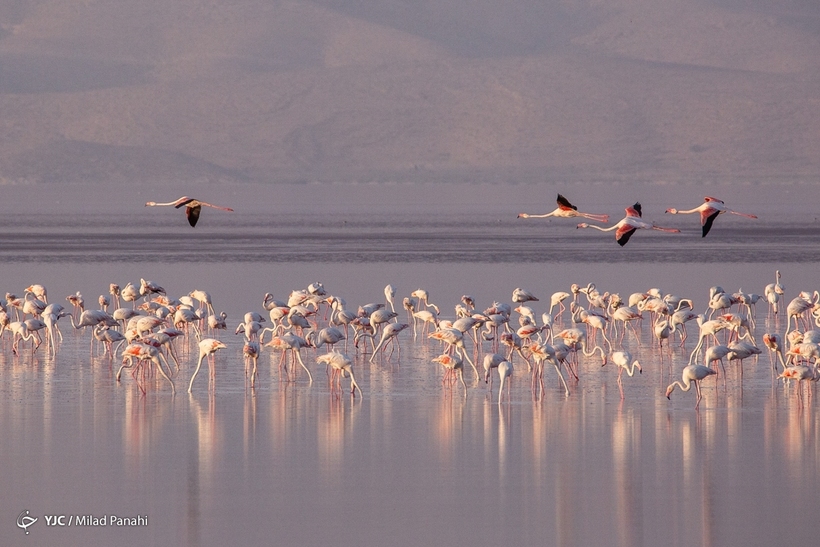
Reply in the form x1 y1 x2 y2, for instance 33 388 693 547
384 284 397 313
606 351 642 399
243 341 260 387
145 196 234 227
577 203 680 246
665 365 717 408
665 196 757 237
188 338 228 393
432 354 468 392
317 352 362 396
497 360 514 404
762 333 787 373
518 193 609 223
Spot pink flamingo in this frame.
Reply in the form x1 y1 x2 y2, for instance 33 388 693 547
666 365 717 408
518 194 609 223
187 338 228 393
577 202 679 246
665 196 757 237
145 196 234 227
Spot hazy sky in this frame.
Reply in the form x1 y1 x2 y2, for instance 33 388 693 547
1 1 819 185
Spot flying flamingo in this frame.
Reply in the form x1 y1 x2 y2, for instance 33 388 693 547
576 202 680 246
145 196 234 227
665 365 717 408
518 193 609 223
665 196 757 237
187 338 228 393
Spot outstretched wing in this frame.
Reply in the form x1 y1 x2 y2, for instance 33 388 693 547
615 224 637 246
625 202 642 217
186 205 202 227
556 194 577 212
173 196 195 209
701 208 720 237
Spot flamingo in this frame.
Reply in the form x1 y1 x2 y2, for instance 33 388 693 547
9 321 41 354
670 309 700 346
703 344 731 378
665 365 717 408
243 341 260 387
549 291 571 318
119 341 175 391
665 196 757 237
512 288 539 304
384 284 397 313
139 278 165 299
145 196 234 227
411 289 440 315
317 352 362 396
577 202 680 246
207 311 228 333
483 353 506 387
25 284 48 304
763 333 788 373
121 283 139 307
606 351 642 399
432 354 467 392
764 270 785 317
528 342 569 397
369 322 408 362
518 193 609 223
264 334 314 383
66 292 85 321
779 364 819 401
497 360 514 404
187 338 228 393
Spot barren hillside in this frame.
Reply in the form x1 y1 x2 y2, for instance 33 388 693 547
0 0 818 184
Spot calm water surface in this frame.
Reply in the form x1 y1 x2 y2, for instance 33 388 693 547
1 182 819 546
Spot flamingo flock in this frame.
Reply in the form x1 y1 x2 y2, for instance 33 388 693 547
1 266 816 408
520 194 757 245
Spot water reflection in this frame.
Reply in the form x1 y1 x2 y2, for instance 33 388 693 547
612 407 641 547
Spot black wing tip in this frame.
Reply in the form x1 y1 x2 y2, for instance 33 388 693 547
186 205 201 227
616 230 634 246
702 211 719 237
556 194 577 211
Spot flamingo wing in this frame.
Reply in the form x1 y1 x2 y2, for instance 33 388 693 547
172 196 195 208
186 205 202 227
556 194 577 212
615 223 637 246
625 202 642 217
700 208 720 237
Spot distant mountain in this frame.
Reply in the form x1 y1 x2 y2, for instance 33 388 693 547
1 0 818 184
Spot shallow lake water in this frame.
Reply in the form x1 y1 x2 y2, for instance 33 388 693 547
1 181 819 546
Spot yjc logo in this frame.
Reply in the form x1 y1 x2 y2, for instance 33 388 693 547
17 510 38 535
